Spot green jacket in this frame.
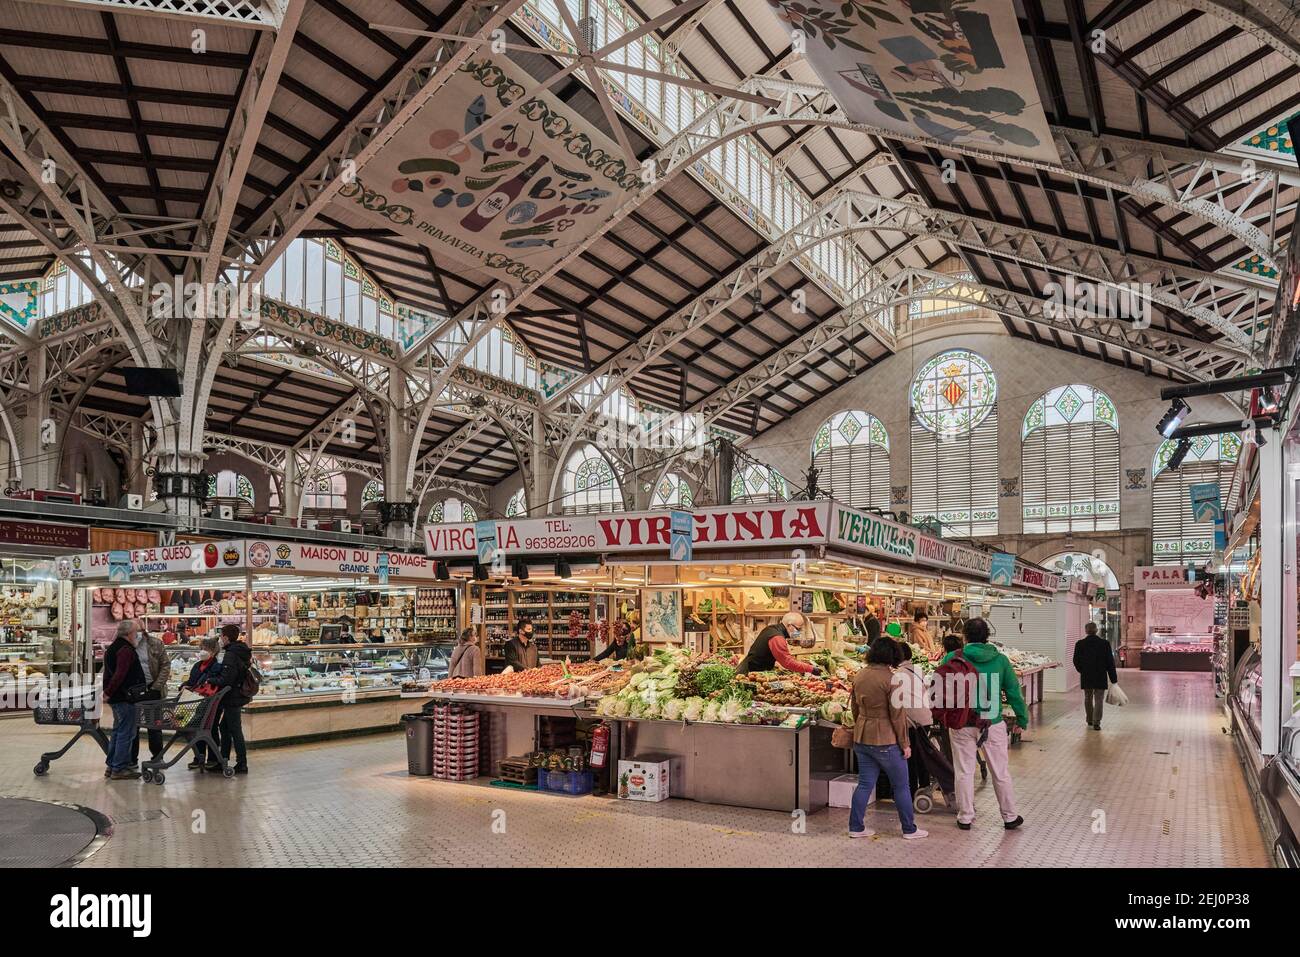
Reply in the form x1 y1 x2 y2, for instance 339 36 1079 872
941 642 1028 728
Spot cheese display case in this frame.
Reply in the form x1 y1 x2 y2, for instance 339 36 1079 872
59 539 466 744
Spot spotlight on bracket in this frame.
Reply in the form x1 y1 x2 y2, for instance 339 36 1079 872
1157 397 1190 439
1166 436 1193 471
473 562 488 581
512 558 530 582
555 556 572 579
435 561 450 581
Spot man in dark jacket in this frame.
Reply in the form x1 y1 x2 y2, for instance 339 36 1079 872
503 620 540 671
102 620 146 780
210 624 252 773
1073 622 1118 731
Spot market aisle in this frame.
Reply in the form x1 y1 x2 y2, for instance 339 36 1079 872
0 670 1270 867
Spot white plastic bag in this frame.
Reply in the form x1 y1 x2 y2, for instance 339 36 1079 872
1105 682 1128 707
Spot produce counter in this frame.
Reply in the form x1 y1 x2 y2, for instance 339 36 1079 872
614 714 840 812
406 689 841 813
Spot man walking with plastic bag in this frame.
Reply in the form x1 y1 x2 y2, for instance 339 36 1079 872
1073 622 1118 731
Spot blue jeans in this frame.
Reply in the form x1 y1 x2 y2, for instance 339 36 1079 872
108 701 138 772
849 742 917 834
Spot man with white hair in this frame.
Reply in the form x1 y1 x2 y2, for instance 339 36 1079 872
102 619 147 780
737 610 823 675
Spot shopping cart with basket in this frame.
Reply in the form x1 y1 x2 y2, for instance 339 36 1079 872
31 686 109 776
138 686 231 785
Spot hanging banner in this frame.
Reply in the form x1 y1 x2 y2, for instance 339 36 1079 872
475 519 499 566
376 552 390 586
669 510 693 562
348 56 640 287
108 550 132 584
988 552 1016 586
1188 482 1222 523
768 0 1059 164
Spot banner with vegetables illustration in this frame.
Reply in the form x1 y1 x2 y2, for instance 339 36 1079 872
767 0 1059 164
344 56 640 286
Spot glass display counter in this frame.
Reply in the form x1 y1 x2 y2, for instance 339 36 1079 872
1141 633 1214 671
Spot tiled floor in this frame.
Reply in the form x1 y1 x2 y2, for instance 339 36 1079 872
0 669 1271 867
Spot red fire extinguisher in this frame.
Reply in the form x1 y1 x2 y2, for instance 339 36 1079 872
589 722 610 769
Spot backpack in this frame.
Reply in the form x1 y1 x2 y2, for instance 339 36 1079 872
930 650 989 730
236 650 261 700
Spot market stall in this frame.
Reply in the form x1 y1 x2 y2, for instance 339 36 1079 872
56 539 464 745
411 500 1062 813
1133 566 1217 672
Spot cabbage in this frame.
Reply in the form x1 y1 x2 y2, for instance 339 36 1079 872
702 700 721 723
682 696 705 722
629 673 648 690
643 698 662 719
663 698 686 721
612 698 630 717
596 697 614 716
628 697 647 718
717 695 745 723
820 701 845 721
840 709 854 728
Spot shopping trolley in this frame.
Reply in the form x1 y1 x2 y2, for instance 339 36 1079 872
31 687 110 776
139 687 231 785
909 725 957 814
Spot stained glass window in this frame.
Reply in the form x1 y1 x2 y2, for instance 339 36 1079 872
1041 551 1119 592
650 472 694 509
303 472 347 510
562 446 623 514
361 479 384 505
506 488 527 517
1022 385 1120 533
1151 432 1241 565
210 470 254 506
910 350 998 536
428 496 479 524
731 464 788 505
812 410 889 509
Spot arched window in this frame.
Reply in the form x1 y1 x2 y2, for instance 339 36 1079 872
1041 551 1119 591
651 472 694 509
561 446 623 514
731 463 788 505
909 349 998 537
1021 385 1119 533
428 496 479 524
207 470 254 506
361 479 384 506
505 487 527 517
1151 432 1241 564
812 410 889 509
304 473 347 510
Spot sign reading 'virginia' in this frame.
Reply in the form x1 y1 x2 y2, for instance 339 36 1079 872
347 57 640 285
768 0 1060 164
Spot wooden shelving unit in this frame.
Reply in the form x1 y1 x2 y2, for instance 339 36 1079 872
469 585 606 668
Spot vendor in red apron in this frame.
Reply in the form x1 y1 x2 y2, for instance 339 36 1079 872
737 612 823 675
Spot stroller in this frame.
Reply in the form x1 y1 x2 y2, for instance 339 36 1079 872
31 686 110 776
139 686 232 785
908 725 957 814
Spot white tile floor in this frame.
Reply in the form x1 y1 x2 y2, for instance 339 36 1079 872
0 669 1271 867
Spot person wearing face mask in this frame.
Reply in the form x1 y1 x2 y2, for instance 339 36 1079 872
737 611 822 675
182 636 222 770
129 619 170 769
503 619 540 671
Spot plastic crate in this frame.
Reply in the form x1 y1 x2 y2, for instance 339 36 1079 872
541 769 592 795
